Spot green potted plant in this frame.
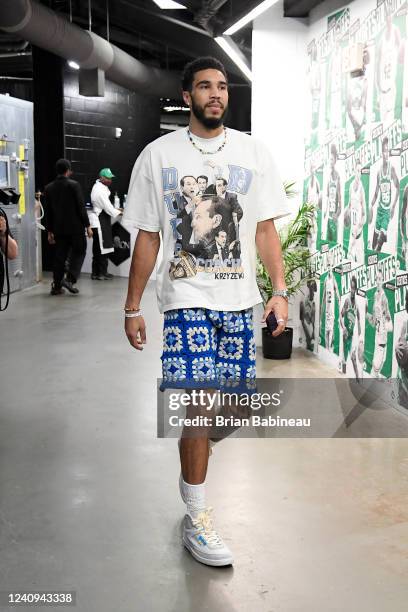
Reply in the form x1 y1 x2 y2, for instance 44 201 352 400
256 185 315 359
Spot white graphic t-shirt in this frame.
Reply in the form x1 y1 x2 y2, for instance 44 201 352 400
123 127 290 313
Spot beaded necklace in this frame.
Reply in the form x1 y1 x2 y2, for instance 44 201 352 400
186 126 227 155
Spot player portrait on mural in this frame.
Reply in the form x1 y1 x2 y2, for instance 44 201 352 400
400 183 408 268
300 279 317 351
344 158 367 264
375 3 403 128
346 45 370 143
339 275 364 380
369 137 399 252
395 288 408 408
327 37 344 130
306 160 322 253
320 265 341 350
324 144 342 244
309 42 321 133
365 269 393 378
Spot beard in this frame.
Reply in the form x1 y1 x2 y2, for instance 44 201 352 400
191 97 228 129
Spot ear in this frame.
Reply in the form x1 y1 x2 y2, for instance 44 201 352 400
213 214 222 229
182 90 191 107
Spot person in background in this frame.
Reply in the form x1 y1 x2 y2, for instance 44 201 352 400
89 168 122 280
44 159 92 296
0 213 18 299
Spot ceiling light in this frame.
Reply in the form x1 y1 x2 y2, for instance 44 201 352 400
224 0 279 36
214 36 252 82
152 0 186 8
68 60 80 70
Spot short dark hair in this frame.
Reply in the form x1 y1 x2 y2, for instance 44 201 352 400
197 175 208 183
215 177 228 186
351 275 357 290
180 175 196 187
182 57 228 92
56 158 71 174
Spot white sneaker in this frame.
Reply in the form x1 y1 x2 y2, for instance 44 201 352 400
182 507 233 566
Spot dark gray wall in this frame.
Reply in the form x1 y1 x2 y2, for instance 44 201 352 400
63 70 161 203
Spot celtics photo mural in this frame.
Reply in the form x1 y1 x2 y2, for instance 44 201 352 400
302 0 408 407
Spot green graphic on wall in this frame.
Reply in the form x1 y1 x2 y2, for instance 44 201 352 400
302 0 408 397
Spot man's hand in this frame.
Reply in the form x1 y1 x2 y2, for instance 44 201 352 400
125 316 146 350
86 227 93 238
48 231 56 245
0 216 6 236
261 296 288 337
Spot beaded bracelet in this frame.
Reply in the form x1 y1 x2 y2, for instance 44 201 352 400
125 311 143 318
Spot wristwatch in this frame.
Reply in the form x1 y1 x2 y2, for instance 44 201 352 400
272 289 289 301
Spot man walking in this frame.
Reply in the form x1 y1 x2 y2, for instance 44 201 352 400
89 168 122 280
123 57 290 566
45 159 92 295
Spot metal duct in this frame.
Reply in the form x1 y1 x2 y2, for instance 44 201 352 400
194 0 229 30
0 0 181 98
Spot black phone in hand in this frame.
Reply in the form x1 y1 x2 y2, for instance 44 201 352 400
266 311 278 333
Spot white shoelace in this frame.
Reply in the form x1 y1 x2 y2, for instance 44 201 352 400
192 507 223 546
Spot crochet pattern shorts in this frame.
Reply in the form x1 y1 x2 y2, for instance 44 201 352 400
160 307 256 391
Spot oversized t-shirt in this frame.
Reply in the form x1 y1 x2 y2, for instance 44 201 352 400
123 127 290 313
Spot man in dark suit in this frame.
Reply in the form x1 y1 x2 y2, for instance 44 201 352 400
215 178 243 222
207 228 229 261
175 175 200 253
44 159 93 295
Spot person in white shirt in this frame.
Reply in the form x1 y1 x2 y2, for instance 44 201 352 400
123 57 290 567
89 168 122 280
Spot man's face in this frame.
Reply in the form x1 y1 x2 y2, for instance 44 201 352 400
215 230 227 247
330 154 336 170
100 176 112 186
191 200 220 242
181 176 198 198
183 69 229 129
351 282 357 299
377 272 383 290
215 179 226 196
382 143 389 162
197 177 207 192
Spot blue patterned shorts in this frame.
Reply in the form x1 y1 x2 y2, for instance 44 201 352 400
160 307 256 391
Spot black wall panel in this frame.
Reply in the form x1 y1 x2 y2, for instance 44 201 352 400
63 70 161 204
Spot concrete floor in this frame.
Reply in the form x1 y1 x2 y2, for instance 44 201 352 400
1 276 408 612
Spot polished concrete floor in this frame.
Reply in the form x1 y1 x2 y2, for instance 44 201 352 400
1 276 408 612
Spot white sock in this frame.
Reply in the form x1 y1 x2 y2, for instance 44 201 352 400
181 478 206 518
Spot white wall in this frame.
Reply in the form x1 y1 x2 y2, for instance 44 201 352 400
252 3 309 346
252 1 308 195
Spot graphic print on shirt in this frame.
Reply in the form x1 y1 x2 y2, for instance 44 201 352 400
161 163 253 281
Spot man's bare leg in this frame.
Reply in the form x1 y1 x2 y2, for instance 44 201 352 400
179 437 209 484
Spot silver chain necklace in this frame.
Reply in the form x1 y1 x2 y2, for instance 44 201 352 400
187 127 227 155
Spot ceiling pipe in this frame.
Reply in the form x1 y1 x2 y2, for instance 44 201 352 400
194 0 229 31
0 0 181 98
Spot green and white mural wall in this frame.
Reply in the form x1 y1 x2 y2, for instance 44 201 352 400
300 0 408 402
